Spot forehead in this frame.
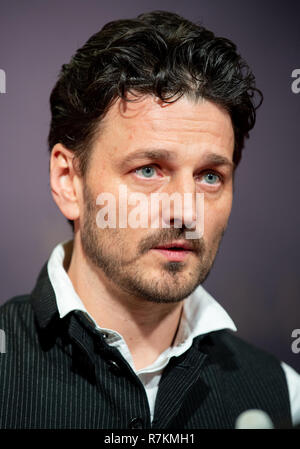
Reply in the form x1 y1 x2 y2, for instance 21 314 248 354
93 94 234 162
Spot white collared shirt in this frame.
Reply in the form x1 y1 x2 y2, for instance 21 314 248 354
47 240 300 426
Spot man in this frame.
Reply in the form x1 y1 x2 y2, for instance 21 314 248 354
0 10 299 429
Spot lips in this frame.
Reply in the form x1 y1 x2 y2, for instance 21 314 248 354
151 241 194 262
154 241 194 251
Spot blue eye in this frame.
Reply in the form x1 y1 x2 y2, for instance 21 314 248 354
203 172 220 184
136 166 156 178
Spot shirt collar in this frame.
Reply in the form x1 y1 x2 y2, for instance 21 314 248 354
47 240 237 341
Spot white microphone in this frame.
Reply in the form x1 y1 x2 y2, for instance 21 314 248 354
235 409 274 429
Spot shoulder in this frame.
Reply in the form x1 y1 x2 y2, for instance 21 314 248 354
0 294 35 340
0 294 32 317
281 361 300 427
201 329 288 382
208 329 282 363
217 330 300 428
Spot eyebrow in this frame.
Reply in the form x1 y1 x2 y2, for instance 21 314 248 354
202 152 235 170
119 148 234 170
119 149 177 168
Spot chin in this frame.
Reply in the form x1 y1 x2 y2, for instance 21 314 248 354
136 274 201 304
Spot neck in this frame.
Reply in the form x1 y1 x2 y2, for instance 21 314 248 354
66 235 184 370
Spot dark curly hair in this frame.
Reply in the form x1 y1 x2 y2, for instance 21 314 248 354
48 10 262 228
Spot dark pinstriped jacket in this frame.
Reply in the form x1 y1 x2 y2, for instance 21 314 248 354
0 262 292 429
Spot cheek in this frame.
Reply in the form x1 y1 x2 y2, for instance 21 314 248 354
203 195 232 238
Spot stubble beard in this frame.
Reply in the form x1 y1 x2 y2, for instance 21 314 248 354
80 184 225 304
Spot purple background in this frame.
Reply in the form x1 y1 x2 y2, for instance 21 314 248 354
0 0 299 371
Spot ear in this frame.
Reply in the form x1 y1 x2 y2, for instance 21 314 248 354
50 143 82 221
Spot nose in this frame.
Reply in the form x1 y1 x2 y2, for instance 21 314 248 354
161 172 199 231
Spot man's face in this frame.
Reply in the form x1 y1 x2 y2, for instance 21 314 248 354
79 95 234 303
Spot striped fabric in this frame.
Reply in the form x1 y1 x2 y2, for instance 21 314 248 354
0 262 293 429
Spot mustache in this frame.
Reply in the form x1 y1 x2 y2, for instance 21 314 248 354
138 228 205 255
